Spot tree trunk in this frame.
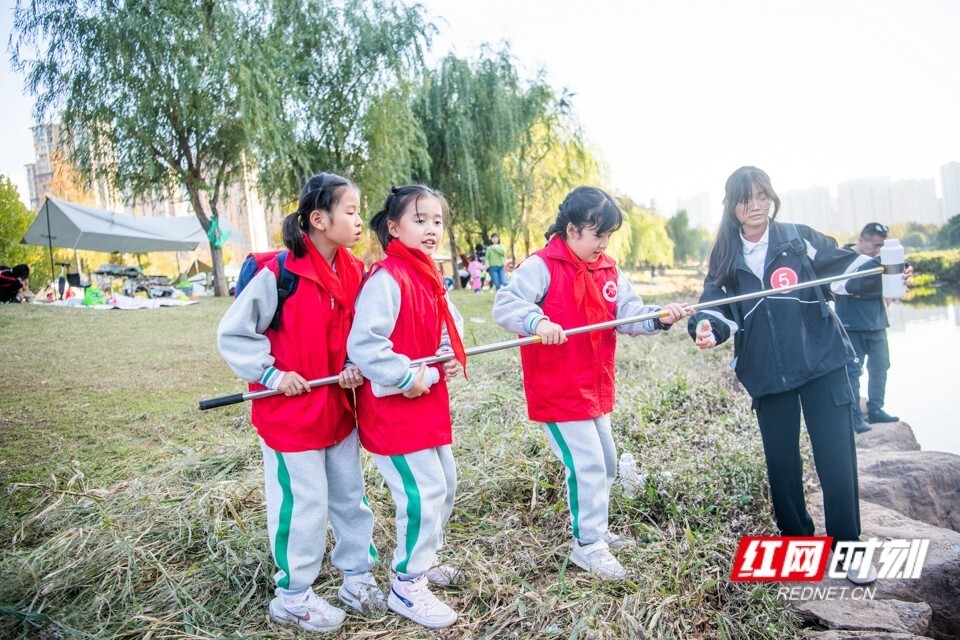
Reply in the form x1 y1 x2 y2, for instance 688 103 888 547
210 243 228 296
185 182 229 296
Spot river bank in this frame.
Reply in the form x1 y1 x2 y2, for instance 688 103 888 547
796 421 960 640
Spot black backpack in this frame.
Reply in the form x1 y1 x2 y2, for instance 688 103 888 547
234 251 299 332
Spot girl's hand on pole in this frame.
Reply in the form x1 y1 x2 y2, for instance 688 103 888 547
695 319 717 350
437 348 461 380
535 320 567 345
338 365 364 389
278 371 311 396
659 303 693 325
403 363 431 398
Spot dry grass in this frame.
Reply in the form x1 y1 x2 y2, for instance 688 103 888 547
0 283 801 639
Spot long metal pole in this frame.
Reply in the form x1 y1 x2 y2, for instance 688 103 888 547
198 266 885 410
43 198 56 298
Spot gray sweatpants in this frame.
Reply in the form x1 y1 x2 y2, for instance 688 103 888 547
261 429 377 591
544 415 617 545
373 446 457 578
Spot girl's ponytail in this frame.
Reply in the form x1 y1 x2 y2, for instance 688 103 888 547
282 172 357 257
281 211 308 257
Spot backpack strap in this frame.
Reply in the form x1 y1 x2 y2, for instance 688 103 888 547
780 222 829 318
269 251 298 332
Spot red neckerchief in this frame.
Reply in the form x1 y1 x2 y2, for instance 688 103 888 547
303 236 364 415
547 235 609 347
385 238 468 378
303 234 363 321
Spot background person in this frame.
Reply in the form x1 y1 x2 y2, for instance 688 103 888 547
834 222 900 431
0 264 35 303
485 233 507 290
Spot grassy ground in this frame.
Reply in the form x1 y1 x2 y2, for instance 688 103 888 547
0 277 802 639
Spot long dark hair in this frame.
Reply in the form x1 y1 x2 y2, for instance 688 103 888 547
368 184 450 250
544 186 623 242
281 172 357 257
707 166 781 287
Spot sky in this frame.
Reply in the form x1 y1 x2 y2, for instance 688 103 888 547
3 0 960 225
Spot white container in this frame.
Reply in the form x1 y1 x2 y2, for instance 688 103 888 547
618 452 641 498
880 238 906 299
371 365 441 397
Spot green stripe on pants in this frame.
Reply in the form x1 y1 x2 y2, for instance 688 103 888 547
546 422 580 540
274 451 294 589
390 454 421 575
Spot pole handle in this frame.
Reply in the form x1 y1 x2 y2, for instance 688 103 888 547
198 393 246 411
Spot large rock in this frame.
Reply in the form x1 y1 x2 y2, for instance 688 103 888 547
807 495 960 639
855 422 921 452
794 599 931 634
856 450 960 533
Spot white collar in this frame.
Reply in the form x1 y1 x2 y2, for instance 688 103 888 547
741 226 770 253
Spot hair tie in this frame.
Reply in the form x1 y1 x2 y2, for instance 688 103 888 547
390 185 399 195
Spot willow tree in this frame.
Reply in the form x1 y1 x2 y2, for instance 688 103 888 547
414 49 548 267
256 0 433 215
607 196 674 268
12 0 431 294
509 91 601 260
11 0 285 295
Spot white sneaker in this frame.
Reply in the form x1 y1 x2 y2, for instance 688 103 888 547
425 557 465 586
603 531 636 551
268 587 346 633
338 571 387 615
846 557 879 585
388 574 458 629
569 540 626 581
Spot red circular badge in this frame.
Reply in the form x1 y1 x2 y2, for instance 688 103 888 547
770 267 799 292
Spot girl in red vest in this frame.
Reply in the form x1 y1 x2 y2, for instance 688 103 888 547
217 173 385 633
493 186 690 581
347 184 467 630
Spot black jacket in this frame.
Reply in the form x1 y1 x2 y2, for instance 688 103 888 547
833 243 889 331
688 221 881 398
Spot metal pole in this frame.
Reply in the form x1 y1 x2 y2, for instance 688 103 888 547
43 198 56 298
198 266 885 410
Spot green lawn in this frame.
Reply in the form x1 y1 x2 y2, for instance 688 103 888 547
0 284 801 639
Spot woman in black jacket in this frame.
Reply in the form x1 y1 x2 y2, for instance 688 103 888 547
689 166 907 585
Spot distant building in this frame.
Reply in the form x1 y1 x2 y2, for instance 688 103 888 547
676 192 716 230
24 124 61 211
836 177 894 233
779 186 833 231
23 122 278 259
942 162 960 220
890 178 941 225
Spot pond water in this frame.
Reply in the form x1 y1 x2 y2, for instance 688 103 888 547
873 290 960 455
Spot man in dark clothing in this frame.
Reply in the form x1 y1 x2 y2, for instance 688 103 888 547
835 223 898 433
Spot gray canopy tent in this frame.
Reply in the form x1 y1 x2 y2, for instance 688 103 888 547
22 197 244 285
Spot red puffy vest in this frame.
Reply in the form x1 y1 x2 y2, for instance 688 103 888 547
249 249 363 452
520 238 620 422
355 257 453 456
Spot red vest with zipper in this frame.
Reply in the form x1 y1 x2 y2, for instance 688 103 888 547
520 238 619 422
250 249 363 452
355 257 452 456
